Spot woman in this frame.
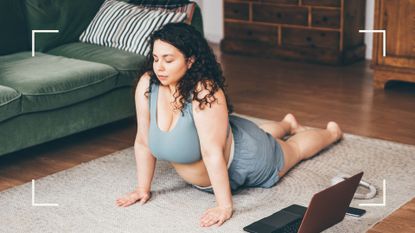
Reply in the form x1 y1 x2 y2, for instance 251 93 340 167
116 23 342 227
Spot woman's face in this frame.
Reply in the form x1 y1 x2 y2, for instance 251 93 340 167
152 39 192 86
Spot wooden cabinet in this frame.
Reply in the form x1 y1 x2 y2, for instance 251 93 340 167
372 0 415 88
221 0 366 65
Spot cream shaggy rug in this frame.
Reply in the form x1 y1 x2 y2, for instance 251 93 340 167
1 115 415 233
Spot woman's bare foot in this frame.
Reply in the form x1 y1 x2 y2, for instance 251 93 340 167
326 121 343 142
282 113 307 135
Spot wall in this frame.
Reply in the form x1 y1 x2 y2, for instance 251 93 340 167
197 0 376 59
364 0 375 59
194 0 223 43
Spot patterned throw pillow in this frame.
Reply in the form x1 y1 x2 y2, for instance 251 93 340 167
79 0 187 55
128 0 195 24
128 0 190 9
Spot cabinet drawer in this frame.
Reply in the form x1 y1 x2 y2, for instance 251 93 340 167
282 28 339 49
302 0 341 7
262 0 299 5
312 9 340 28
225 2 249 20
253 4 308 25
225 22 278 45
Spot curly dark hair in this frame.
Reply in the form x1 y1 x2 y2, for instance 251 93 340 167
133 22 233 114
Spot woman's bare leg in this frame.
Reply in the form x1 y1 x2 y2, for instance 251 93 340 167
258 113 306 139
277 122 343 177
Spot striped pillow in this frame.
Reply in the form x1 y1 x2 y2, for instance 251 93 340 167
79 0 187 56
128 0 190 9
128 2 195 24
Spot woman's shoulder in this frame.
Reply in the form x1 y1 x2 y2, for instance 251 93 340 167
135 73 155 99
139 72 151 86
194 80 225 99
192 80 226 111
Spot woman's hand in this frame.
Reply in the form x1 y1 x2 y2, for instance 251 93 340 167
116 188 151 207
200 206 233 227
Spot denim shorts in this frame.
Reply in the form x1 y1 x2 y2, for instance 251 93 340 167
194 115 285 194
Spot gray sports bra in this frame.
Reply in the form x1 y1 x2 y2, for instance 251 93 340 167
148 83 229 164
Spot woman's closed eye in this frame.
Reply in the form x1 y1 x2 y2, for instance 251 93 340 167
153 58 173 63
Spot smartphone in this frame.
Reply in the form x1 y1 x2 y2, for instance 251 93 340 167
346 207 366 217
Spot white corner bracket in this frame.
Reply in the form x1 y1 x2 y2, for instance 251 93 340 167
31 30 59 57
359 30 386 57
359 179 386 207
32 179 59 207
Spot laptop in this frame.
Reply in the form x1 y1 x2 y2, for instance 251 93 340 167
243 172 364 233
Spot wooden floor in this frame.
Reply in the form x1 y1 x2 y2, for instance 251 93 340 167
1 44 414 232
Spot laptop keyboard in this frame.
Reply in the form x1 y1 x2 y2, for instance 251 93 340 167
282 219 302 233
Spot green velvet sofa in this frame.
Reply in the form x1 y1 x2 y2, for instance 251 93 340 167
0 0 203 156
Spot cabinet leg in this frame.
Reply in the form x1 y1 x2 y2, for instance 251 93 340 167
373 79 387 89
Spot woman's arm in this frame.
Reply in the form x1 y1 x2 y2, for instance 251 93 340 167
134 74 156 193
116 74 156 207
193 85 233 227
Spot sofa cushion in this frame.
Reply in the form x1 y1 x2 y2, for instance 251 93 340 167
0 85 21 122
0 0 30 55
79 0 187 56
191 2 203 35
48 42 146 87
24 0 106 52
0 52 118 113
